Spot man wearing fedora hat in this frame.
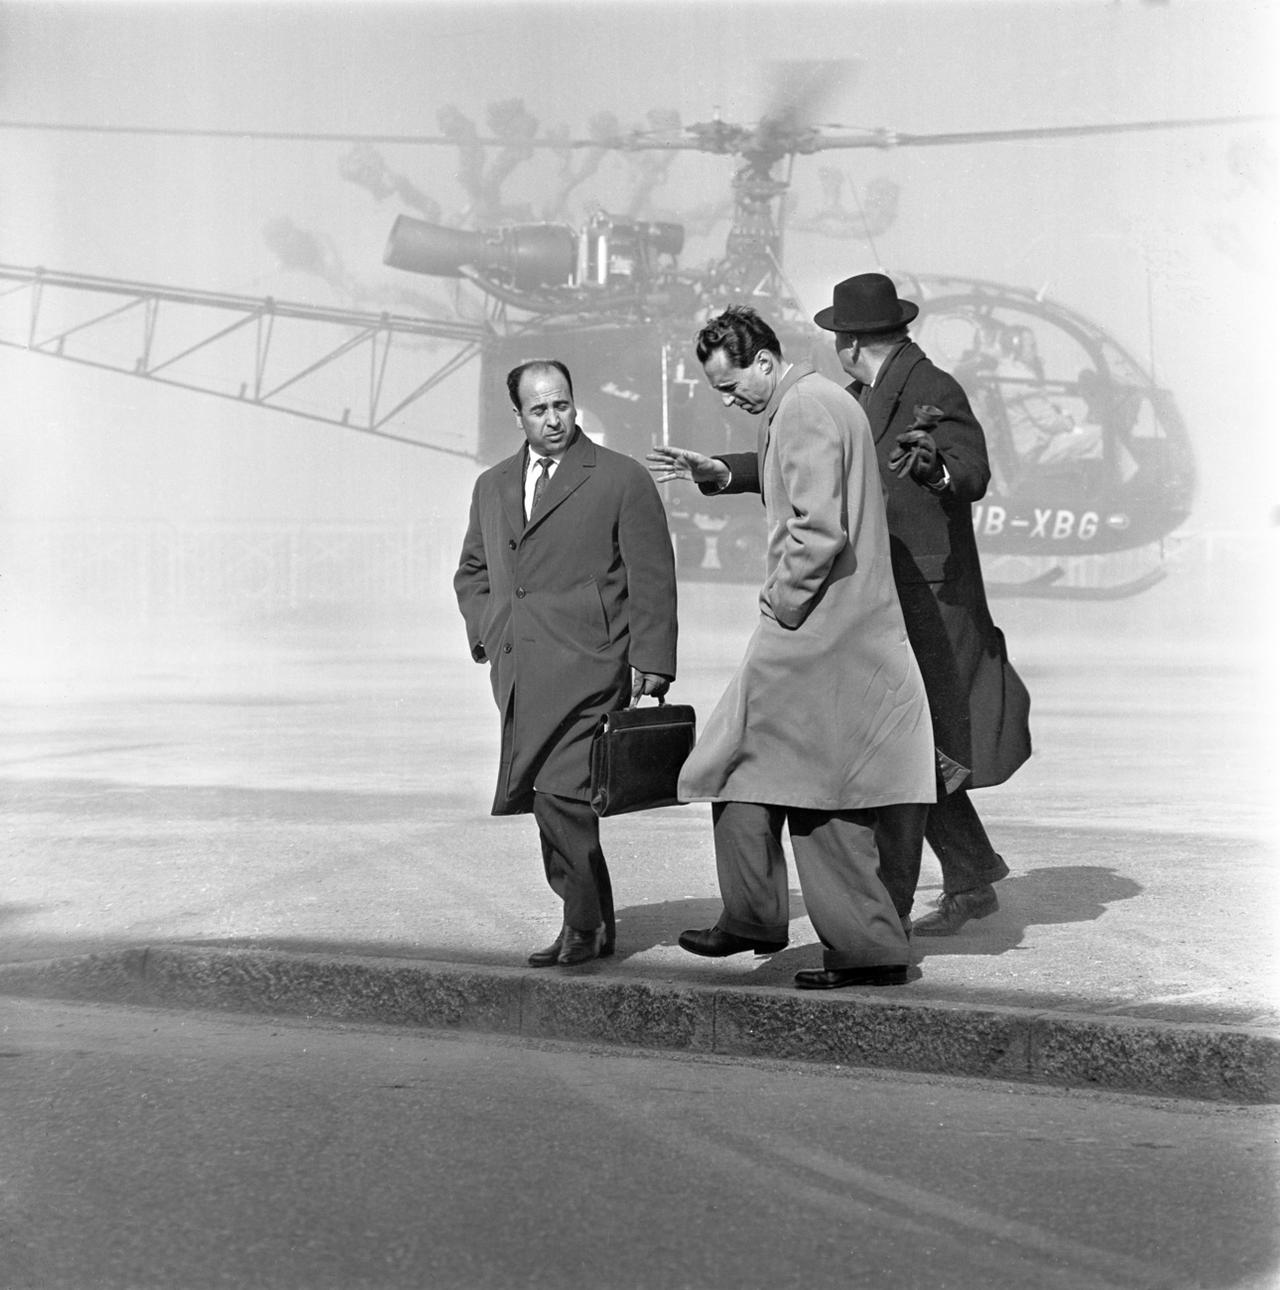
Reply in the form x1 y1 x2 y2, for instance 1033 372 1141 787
651 274 1031 936
815 273 1030 934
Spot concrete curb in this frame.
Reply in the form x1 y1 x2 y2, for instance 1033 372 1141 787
2 946 1277 1104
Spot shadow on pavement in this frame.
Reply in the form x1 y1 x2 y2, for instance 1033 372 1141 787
38 864 1140 980
914 864 1144 959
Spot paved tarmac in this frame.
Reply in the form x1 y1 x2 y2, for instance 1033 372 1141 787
3 553 1278 1101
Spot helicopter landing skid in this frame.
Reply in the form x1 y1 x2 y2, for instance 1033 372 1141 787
986 566 1167 600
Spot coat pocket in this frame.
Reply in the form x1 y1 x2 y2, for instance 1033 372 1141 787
578 578 610 650
479 603 508 662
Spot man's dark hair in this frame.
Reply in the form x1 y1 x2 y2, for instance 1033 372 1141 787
506 359 574 410
695 305 783 367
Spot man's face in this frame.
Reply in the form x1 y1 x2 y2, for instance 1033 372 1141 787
514 367 578 457
702 348 776 415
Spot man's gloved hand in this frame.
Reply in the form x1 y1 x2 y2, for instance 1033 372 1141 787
888 404 947 486
887 429 943 484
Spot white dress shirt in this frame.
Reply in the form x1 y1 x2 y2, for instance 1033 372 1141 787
523 451 559 521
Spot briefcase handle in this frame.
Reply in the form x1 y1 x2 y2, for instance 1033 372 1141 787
628 693 668 710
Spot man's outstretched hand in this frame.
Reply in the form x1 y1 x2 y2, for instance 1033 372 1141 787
646 446 731 490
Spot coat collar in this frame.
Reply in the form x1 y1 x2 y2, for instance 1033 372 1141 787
499 428 598 537
764 360 813 425
758 360 814 468
858 340 925 442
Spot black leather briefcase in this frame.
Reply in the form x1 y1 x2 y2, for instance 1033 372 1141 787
588 699 696 817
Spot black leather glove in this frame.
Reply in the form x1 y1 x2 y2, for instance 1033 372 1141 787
887 429 943 484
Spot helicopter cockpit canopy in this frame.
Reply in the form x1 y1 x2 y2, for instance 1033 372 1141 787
909 281 1193 538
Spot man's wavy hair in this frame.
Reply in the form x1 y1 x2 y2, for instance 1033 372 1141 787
695 305 782 368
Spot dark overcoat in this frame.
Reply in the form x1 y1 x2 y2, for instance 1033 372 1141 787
455 429 678 814
719 341 1030 790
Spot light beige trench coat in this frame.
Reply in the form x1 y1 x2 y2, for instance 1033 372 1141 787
678 362 936 811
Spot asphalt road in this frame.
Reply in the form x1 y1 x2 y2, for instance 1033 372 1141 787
2 997 1276 1290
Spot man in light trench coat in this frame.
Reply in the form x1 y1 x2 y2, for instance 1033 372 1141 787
669 277 1033 936
455 359 678 967
650 306 935 989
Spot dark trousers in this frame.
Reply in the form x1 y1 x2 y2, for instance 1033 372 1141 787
710 801 909 971
925 789 1009 895
873 801 930 921
532 791 614 934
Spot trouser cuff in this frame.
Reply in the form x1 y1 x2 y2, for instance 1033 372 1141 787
718 913 789 943
943 854 1010 896
823 950 910 971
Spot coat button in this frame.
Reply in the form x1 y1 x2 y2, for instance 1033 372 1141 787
508 539 516 549
515 587 526 598
502 643 512 654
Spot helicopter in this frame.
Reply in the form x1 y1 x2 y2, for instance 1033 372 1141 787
0 64 1263 596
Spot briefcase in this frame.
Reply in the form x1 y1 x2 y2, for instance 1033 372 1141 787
589 699 696 817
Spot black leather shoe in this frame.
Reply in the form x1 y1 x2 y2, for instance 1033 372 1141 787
527 923 566 968
794 965 908 989
678 927 787 957
912 886 998 936
530 919 615 967
557 924 605 966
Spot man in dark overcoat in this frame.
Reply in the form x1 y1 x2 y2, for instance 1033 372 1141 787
813 274 1030 934
455 359 678 966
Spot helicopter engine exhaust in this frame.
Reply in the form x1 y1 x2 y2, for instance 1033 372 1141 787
384 215 577 290
384 213 686 297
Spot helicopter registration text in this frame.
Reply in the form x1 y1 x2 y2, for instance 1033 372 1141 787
973 505 1102 541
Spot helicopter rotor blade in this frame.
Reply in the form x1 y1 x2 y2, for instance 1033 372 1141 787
0 119 620 148
0 110 1268 153
805 113 1275 152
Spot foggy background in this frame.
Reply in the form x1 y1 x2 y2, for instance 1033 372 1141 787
0 0 1276 675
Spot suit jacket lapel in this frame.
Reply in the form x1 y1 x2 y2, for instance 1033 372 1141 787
499 448 527 539
524 429 596 533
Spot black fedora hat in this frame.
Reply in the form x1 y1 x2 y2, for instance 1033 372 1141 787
813 273 919 333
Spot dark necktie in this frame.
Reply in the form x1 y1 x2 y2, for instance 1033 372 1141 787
530 455 553 519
